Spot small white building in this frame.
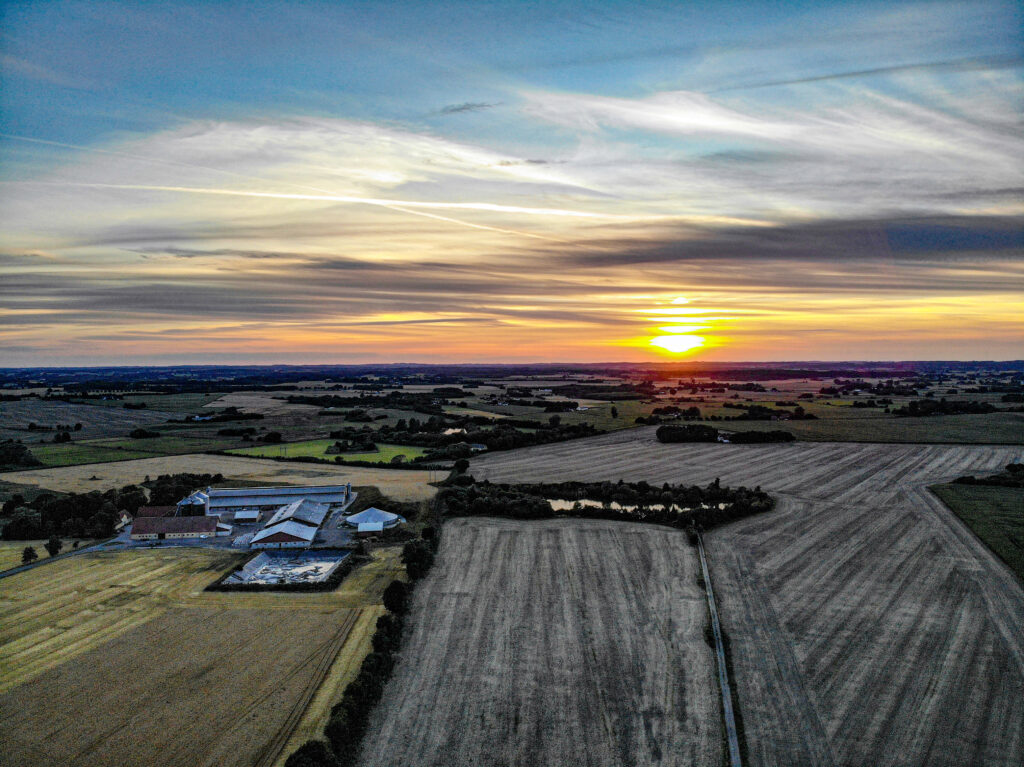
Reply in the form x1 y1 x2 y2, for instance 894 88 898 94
344 507 407 530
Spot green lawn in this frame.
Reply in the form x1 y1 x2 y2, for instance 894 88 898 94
27 443 157 467
227 440 427 464
931 483 1024 581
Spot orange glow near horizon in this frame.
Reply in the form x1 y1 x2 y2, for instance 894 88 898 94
650 334 705 354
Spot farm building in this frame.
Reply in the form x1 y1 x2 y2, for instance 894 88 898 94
178 483 352 515
264 499 329 528
344 507 407 533
130 516 218 541
114 511 133 533
231 509 261 524
250 520 317 549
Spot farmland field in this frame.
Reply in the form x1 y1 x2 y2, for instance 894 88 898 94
359 517 721 767
0 399 176 441
931 483 1024 581
468 428 1024 766
689 410 1024 444
0 539 51 572
0 453 438 501
228 439 427 464
0 546 406 767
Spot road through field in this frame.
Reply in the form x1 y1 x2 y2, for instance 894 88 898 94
360 517 721 767
469 428 1024 767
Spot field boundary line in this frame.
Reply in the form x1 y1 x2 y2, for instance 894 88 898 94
698 532 743 767
0 536 117 580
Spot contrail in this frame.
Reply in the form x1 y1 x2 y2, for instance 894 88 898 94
0 132 597 241
29 181 622 219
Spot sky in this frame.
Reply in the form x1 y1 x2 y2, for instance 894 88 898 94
0 0 1022 365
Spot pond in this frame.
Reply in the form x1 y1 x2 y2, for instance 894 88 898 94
546 498 714 514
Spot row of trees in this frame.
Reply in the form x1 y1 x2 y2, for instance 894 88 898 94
0 440 42 469
954 463 1024 488
1 472 224 539
285 512 443 767
439 478 775 532
655 424 795 444
892 398 997 417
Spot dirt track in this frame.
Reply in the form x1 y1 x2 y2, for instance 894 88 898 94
469 428 1024 767
359 517 721 767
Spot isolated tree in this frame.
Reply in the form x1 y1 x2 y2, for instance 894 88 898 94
73 422 83 431
44 535 63 557
21 546 38 565
548 414 561 427
454 458 470 474
382 580 411 614
610 406 618 419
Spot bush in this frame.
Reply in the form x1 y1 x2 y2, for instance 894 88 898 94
284 740 335 767
656 424 719 443
382 580 411 614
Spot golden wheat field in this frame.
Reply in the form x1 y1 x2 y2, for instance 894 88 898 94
0 452 438 501
0 547 405 767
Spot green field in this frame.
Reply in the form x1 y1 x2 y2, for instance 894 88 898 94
228 440 427 464
27 443 157 468
931 483 1024 580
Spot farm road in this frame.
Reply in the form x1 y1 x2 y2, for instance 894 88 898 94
470 428 1024 767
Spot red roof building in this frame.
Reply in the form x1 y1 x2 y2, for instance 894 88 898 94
131 516 217 540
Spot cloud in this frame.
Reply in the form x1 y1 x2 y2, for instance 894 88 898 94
438 102 500 115
0 54 97 89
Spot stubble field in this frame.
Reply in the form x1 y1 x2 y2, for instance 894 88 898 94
359 517 721 767
467 427 1024 767
0 452 438 501
0 547 406 767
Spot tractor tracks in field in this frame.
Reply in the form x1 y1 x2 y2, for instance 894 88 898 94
698 532 743 767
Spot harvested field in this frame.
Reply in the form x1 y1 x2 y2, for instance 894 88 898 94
360 517 721 767
470 428 1024 766
203 391 321 415
0 548 245 692
0 546 406 767
0 539 50 572
0 452 437 501
0 606 358 767
0 399 175 440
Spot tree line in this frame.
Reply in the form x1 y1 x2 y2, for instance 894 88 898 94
284 519 442 766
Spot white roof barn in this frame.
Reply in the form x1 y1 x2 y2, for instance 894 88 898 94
178 484 352 515
250 520 317 547
265 499 329 528
344 507 406 529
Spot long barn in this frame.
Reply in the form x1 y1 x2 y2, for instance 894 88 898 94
177 484 352 516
